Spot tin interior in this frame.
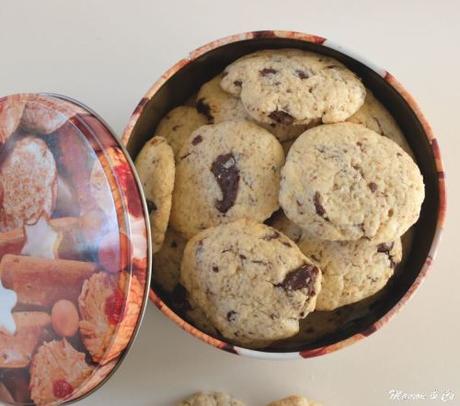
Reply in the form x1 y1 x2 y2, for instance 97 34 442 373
125 38 440 353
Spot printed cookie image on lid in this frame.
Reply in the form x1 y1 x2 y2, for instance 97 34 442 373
0 94 150 406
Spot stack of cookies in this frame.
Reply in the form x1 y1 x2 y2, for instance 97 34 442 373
135 49 425 348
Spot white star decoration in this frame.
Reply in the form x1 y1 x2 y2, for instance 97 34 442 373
0 280 17 335
21 216 62 259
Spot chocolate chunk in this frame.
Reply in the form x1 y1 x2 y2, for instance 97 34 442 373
296 69 310 79
211 153 240 213
377 242 394 253
196 98 213 121
227 311 237 322
233 80 242 87
180 152 192 160
191 135 203 145
268 110 294 125
313 192 326 217
251 259 269 266
260 68 278 76
275 264 319 295
146 199 157 213
263 230 281 241
377 242 397 268
368 182 378 192
212 266 219 273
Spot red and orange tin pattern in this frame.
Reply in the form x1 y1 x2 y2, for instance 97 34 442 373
123 30 446 360
0 94 150 405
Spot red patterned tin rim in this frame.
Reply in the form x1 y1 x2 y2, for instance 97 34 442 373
123 30 447 360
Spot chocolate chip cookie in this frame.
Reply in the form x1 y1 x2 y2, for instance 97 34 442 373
267 395 323 406
152 227 186 292
221 49 365 126
170 120 284 239
299 237 402 310
197 75 308 142
155 106 208 158
179 392 245 406
181 220 322 347
279 122 424 242
135 136 175 253
151 228 217 335
348 90 413 155
197 75 249 123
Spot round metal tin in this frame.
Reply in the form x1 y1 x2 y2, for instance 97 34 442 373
123 30 446 360
0 93 151 405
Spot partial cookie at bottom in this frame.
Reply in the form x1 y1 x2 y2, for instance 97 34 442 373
179 392 246 406
267 395 323 406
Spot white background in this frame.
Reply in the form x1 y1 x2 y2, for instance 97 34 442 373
1 1 459 405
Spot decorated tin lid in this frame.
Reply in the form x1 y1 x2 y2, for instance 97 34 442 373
0 94 151 405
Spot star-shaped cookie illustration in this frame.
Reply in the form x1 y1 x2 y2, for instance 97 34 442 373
0 280 17 334
21 215 62 259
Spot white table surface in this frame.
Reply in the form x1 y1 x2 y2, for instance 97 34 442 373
1 1 459 405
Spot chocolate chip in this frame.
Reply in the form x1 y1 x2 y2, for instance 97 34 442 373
377 242 398 268
211 153 240 213
251 259 269 266
260 68 278 76
296 69 310 79
377 242 394 253
368 182 378 192
170 240 178 248
263 231 281 241
281 240 292 248
172 125 181 131
239 254 247 260
268 110 294 125
313 192 326 217
191 135 203 145
227 311 237 322
325 65 338 69
146 199 157 213
212 266 219 273
233 80 242 87
275 264 319 295
180 152 192 160
196 98 213 121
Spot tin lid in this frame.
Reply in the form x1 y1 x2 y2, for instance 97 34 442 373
0 94 151 405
